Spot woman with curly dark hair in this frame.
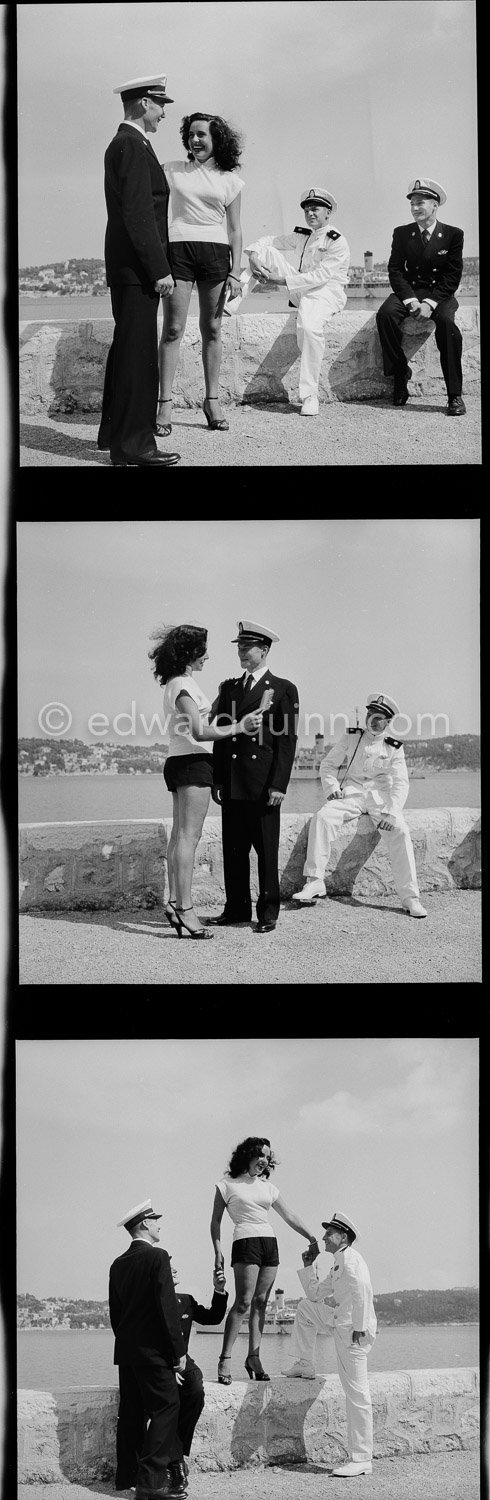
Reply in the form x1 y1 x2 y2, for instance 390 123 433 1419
149 625 263 939
157 112 245 435
210 1136 319 1382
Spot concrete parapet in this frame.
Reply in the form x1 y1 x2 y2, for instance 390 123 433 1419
19 306 479 413
19 808 481 912
18 1371 480 1481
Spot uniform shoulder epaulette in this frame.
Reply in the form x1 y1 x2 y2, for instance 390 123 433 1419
293 225 310 235
327 230 341 240
347 726 362 734
385 736 403 748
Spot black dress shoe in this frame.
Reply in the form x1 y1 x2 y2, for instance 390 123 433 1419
446 395 466 416
256 921 277 933
168 1458 189 1490
135 1473 185 1499
393 366 412 406
206 913 252 926
112 450 180 466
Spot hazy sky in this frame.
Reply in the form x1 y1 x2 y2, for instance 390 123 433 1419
17 1 479 267
16 1037 479 1301
17 520 480 746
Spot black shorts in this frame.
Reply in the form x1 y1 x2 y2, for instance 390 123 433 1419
163 753 214 791
231 1236 279 1268
169 240 231 284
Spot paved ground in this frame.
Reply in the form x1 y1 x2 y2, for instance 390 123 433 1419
18 394 481 467
17 1451 482 1500
18 891 481 985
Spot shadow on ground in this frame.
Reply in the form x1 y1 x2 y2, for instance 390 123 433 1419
20 422 105 460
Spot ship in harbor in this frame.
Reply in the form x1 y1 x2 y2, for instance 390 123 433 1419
196 1288 297 1333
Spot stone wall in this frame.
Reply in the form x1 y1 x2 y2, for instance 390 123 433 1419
19 306 480 413
19 809 481 912
18 1372 480 1482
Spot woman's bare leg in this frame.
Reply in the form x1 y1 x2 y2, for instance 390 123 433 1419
248 1264 278 1364
219 1263 259 1361
197 279 227 416
173 784 210 931
166 791 179 904
158 280 193 409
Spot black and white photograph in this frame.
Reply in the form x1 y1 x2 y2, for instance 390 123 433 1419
17 1 480 469
16 1036 480 1499
17 518 480 986
8 7 482 1498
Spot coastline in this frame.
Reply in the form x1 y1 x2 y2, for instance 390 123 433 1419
18 765 481 779
18 1318 479 1332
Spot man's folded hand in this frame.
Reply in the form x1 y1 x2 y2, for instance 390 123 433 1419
302 1239 320 1266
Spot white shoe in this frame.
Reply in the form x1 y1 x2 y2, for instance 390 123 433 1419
404 899 427 918
292 879 326 903
282 1359 316 1379
331 1461 373 1476
300 396 320 416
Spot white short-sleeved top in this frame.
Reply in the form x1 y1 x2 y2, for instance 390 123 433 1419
216 1175 280 1240
164 159 245 244
163 674 212 756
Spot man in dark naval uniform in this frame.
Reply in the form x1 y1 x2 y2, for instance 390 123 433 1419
376 177 466 415
115 1258 228 1492
109 1198 188 1498
97 74 180 467
209 620 299 934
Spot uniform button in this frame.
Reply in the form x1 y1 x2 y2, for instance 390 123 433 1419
251 754 257 760
251 737 257 743
232 754 237 759
232 737 237 742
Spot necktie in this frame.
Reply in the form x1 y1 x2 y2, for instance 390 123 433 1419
421 229 430 246
243 673 253 692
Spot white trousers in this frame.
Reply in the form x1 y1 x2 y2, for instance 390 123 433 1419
304 788 420 903
256 246 345 399
290 1299 374 1462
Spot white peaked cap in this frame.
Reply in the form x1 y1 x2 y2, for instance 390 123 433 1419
117 1198 162 1228
322 1211 359 1237
406 177 446 206
300 187 338 212
113 74 173 101
366 693 400 717
231 619 280 644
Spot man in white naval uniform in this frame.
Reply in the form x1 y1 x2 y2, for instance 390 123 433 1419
283 1212 377 1479
293 692 427 917
245 186 350 416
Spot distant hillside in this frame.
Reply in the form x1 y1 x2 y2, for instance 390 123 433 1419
372 1287 479 1324
18 733 480 777
294 733 480 775
18 1286 478 1328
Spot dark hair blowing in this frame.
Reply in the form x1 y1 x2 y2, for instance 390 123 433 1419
148 624 208 686
181 112 243 172
226 1136 277 1179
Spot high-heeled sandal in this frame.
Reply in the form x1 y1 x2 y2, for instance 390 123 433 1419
203 397 229 431
217 1356 232 1385
156 399 172 436
175 906 214 939
165 900 180 931
245 1356 270 1381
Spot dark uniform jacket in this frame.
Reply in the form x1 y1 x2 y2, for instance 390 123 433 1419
213 670 299 800
388 221 464 305
109 1239 186 1366
176 1290 228 1355
103 123 172 288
